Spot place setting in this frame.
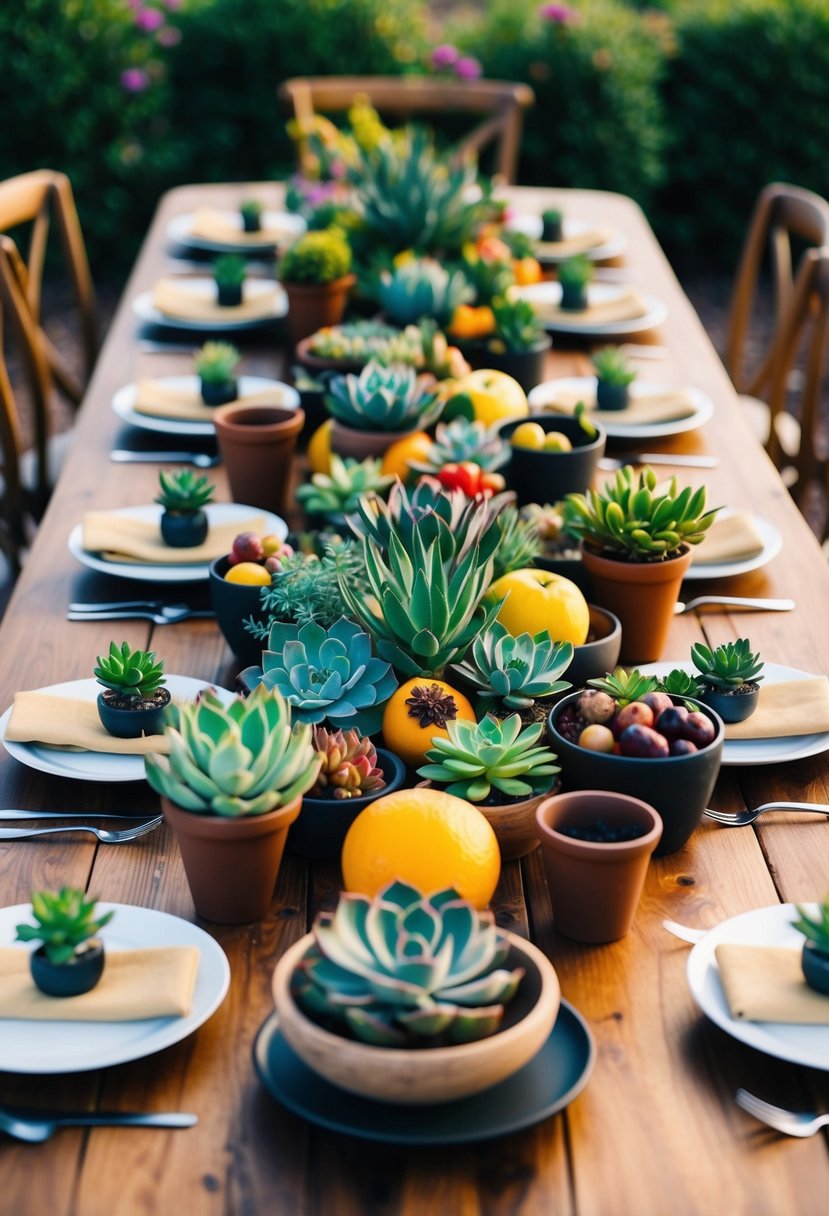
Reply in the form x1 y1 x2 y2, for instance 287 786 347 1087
511 258 667 337
166 196 306 256
133 255 288 333
506 207 628 263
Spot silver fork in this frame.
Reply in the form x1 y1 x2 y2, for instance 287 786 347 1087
704 802 829 827
111 450 221 469
662 918 706 944
599 454 719 471
0 1107 197 1143
68 607 215 625
736 1089 829 1137
675 596 795 614
0 817 163 843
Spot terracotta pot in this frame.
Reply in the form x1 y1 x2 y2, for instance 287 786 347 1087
212 403 304 515
580 543 692 663
161 795 301 924
283 275 356 347
536 791 662 943
330 419 413 462
416 779 554 860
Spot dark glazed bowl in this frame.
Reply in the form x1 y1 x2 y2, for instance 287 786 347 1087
288 749 407 861
566 606 622 688
97 689 170 740
498 414 606 508
459 335 552 395
209 556 268 667
698 684 760 724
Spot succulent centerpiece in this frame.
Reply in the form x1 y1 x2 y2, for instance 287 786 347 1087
410 416 508 479
193 341 241 406
325 358 444 460
155 468 214 548
460 296 552 393
690 638 765 723
296 454 393 524
94 641 170 739
557 254 594 311
213 253 247 307
793 897 829 996
592 347 637 411
240 198 264 234
16 888 113 998
378 258 473 329
279 226 355 344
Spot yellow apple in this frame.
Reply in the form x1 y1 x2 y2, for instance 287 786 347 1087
487 568 590 646
451 369 528 428
543 431 573 452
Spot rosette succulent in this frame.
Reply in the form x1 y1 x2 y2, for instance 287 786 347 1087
325 359 444 433
378 258 473 328
411 417 508 476
145 686 321 818
587 667 660 707
418 714 560 803
94 641 166 700
239 617 398 734
296 454 394 518
451 623 573 711
492 505 544 579
309 726 386 800
15 889 114 965
691 638 765 690
660 669 702 698
155 469 215 512
291 880 524 1046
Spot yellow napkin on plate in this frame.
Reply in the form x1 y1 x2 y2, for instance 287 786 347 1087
536 227 614 258
724 677 829 740
541 386 695 426
190 208 295 246
4 691 171 754
82 511 264 565
133 379 292 423
0 947 199 1021
529 288 650 327
715 943 829 1023
152 278 282 323
692 512 765 565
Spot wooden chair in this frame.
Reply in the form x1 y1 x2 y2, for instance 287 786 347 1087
279 76 535 184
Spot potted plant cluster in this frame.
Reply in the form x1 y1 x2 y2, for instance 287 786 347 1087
541 208 563 243
557 254 594 311
690 638 765 723
279 227 355 345
298 318 469 381
378 258 472 329
213 254 247 307
592 347 637 411
460 297 552 393
451 621 573 725
240 198 264 234
793 897 829 996
16 888 113 998
296 453 393 527
500 407 606 507
193 341 240 406
94 641 170 739
324 359 444 461
155 468 214 548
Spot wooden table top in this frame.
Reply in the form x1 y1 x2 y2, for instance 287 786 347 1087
1 182 828 1215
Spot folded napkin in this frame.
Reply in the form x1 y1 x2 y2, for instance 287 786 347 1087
152 278 282 323
536 226 614 258
692 511 765 565
530 288 650 327
190 208 295 246
724 677 829 741
5 691 172 754
0 946 199 1021
82 511 264 565
542 386 695 426
716 943 829 1024
133 379 292 423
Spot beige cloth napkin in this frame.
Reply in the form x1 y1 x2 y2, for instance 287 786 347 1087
133 379 292 423
190 208 295 246
0 947 200 1021
5 691 172 754
152 278 282 323
82 511 264 565
531 288 650 327
724 677 829 741
716 943 829 1023
542 386 695 426
536 227 614 257
691 511 765 565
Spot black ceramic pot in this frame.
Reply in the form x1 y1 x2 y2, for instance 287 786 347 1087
560 282 588 311
542 215 563 243
802 943 829 996
288 749 406 861
209 556 269 666
217 282 243 307
242 212 262 233
498 414 606 507
547 692 724 855
566 606 622 689
161 509 209 548
698 683 760 724
297 387 327 448
460 335 552 395
30 941 105 997
201 378 238 406
596 381 630 412
97 688 171 740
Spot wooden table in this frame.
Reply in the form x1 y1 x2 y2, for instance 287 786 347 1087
1 183 828 1216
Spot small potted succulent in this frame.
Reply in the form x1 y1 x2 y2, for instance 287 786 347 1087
297 319 469 381
410 416 509 481
793 897 829 996
378 258 472 329
417 713 561 860
460 297 552 394
16 888 114 998
499 407 606 508
193 341 240 406
557 254 594 311
451 622 573 725
94 641 170 739
325 358 444 461
213 254 247 307
145 687 321 923
272 880 560 1104
279 227 355 345
690 638 764 723
541 208 563 243
240 198 264 234
155 468 214 548
592 347 637 411
296 453 394 527
288 726 406 860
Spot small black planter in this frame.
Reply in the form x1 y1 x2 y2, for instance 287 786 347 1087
460 335 552 395
802 943 829 996
566 606 622 689
542 215 563 243
560 283 588 311
698 683 760 724
201 378 238 406
217 283 243 307
596 381 630 412
97 688 171 740
242 212 262 234
288 749 406 861
161 509 209 549
498 414 606 508
30 941 105 998
209 556 269 666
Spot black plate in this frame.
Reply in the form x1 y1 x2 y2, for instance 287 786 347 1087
253 999 594 1145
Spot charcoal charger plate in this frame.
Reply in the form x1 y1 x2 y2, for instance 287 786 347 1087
253 1000 594 1145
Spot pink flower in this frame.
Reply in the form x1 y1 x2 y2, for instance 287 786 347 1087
455 56 483 80
120 67 150 93
540 3 575 23
135 7 164 31
163 0 182 8
431 44 460 69
157 25 181 46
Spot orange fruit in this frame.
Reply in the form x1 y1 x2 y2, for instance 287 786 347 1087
224 561 271 586
342 787 500 908
451 369 528 428
487 568 589 645
513 256 543 286
448 304 496 341
307 419 333 475
380 430 433 480
382 678 476 770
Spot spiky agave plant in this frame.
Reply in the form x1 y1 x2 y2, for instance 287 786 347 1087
691 639 765 690
587 667 659 708
451 623 573 711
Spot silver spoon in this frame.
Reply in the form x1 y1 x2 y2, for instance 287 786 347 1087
675 596 795 614
110 450 221 469
0 1107 197 1143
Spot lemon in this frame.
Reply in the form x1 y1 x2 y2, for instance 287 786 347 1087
224 561 271 586
307 419 332 475
510 422 547 450
543 431 573 452
488 568 589 645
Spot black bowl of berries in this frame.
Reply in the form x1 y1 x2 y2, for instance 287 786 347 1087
547 673 724 855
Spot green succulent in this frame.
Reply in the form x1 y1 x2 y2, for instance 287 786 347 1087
542 207 563 229
452 623 573 711
557 254 594 290
587 667 659 707
411 417 508 476
280 227 352 285
793 897 829 956
15 888 114 966
378 258 473 328
155 469 215 512
566 466 719 559
245 542 366 637
460 252 514 308
691 639 765 689
292 880 524 1046
240 198 263 223
193 341 240 384
297 455 393 517
306 201 361 233
145 686 320 818
239 617 398 735
348 475 507 557
660 669 703 698
309 725 386 800
592 346 636 387
488 297 545 352
213 254 246 289
501 228 536 259
94 641 166 699
418 713 559 803
307 320 404 360
325 359 443 434
492 505 544 579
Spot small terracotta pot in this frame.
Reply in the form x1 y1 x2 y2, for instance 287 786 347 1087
416 779 554 860
283 275 356 347
580 543 692 664
212 403 304 515
329 419 413 462
536 791 662 943
161 795 301 924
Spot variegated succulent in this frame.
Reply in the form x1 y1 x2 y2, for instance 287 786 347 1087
587 667 660 707
291 880 524 1046
451 623 573 711
325 359 444 433
308 726 386 800
378 258 473 328
418 713 560 803
411 417 508 476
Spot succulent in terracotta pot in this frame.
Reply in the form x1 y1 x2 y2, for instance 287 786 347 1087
793 897 829 996
16 887 113 998
296 453 394 525
279 227 355 345
240 198 264 233
557 254 594 311
325 359 444 460
94 641 171 739
592 346 636 411
155 468 214 548
213 253 247 307
193 341 240 406
690 638 764 724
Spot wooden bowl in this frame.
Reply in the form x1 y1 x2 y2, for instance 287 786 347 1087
272 930 560 1105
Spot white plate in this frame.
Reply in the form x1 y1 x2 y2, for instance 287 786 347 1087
112 375 300 438
0 675 234 783
687 903 829 1071
166 209 305 254
639 662 829 767
0 902 230 1073
528 376 714 439
685 510 782 581
68 502 286 583
133 278 288 331
512 281 667 336
506 214 627 263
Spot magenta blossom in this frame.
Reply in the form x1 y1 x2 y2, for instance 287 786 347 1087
455 56 483 80
540 3 576 23
135 7 164 31
120 67 150 93
163 0 182 8
157 25 182 46
431 44 460 69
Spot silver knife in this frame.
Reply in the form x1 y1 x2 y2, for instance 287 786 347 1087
599 453 719 470
0 811 152 820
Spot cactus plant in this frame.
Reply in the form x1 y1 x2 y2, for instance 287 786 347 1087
308 726 386 799
94 641 166 700
193 341 240 385
587 667 660 707
155 469 215 512
691 639 765 690
279 228 352 285
291 880 524 1046
296 455 394 518
418 713 560 803
325 358 443 433
15 889 113 966
451 623 573 711
488 297 546 352
378 258 473 329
